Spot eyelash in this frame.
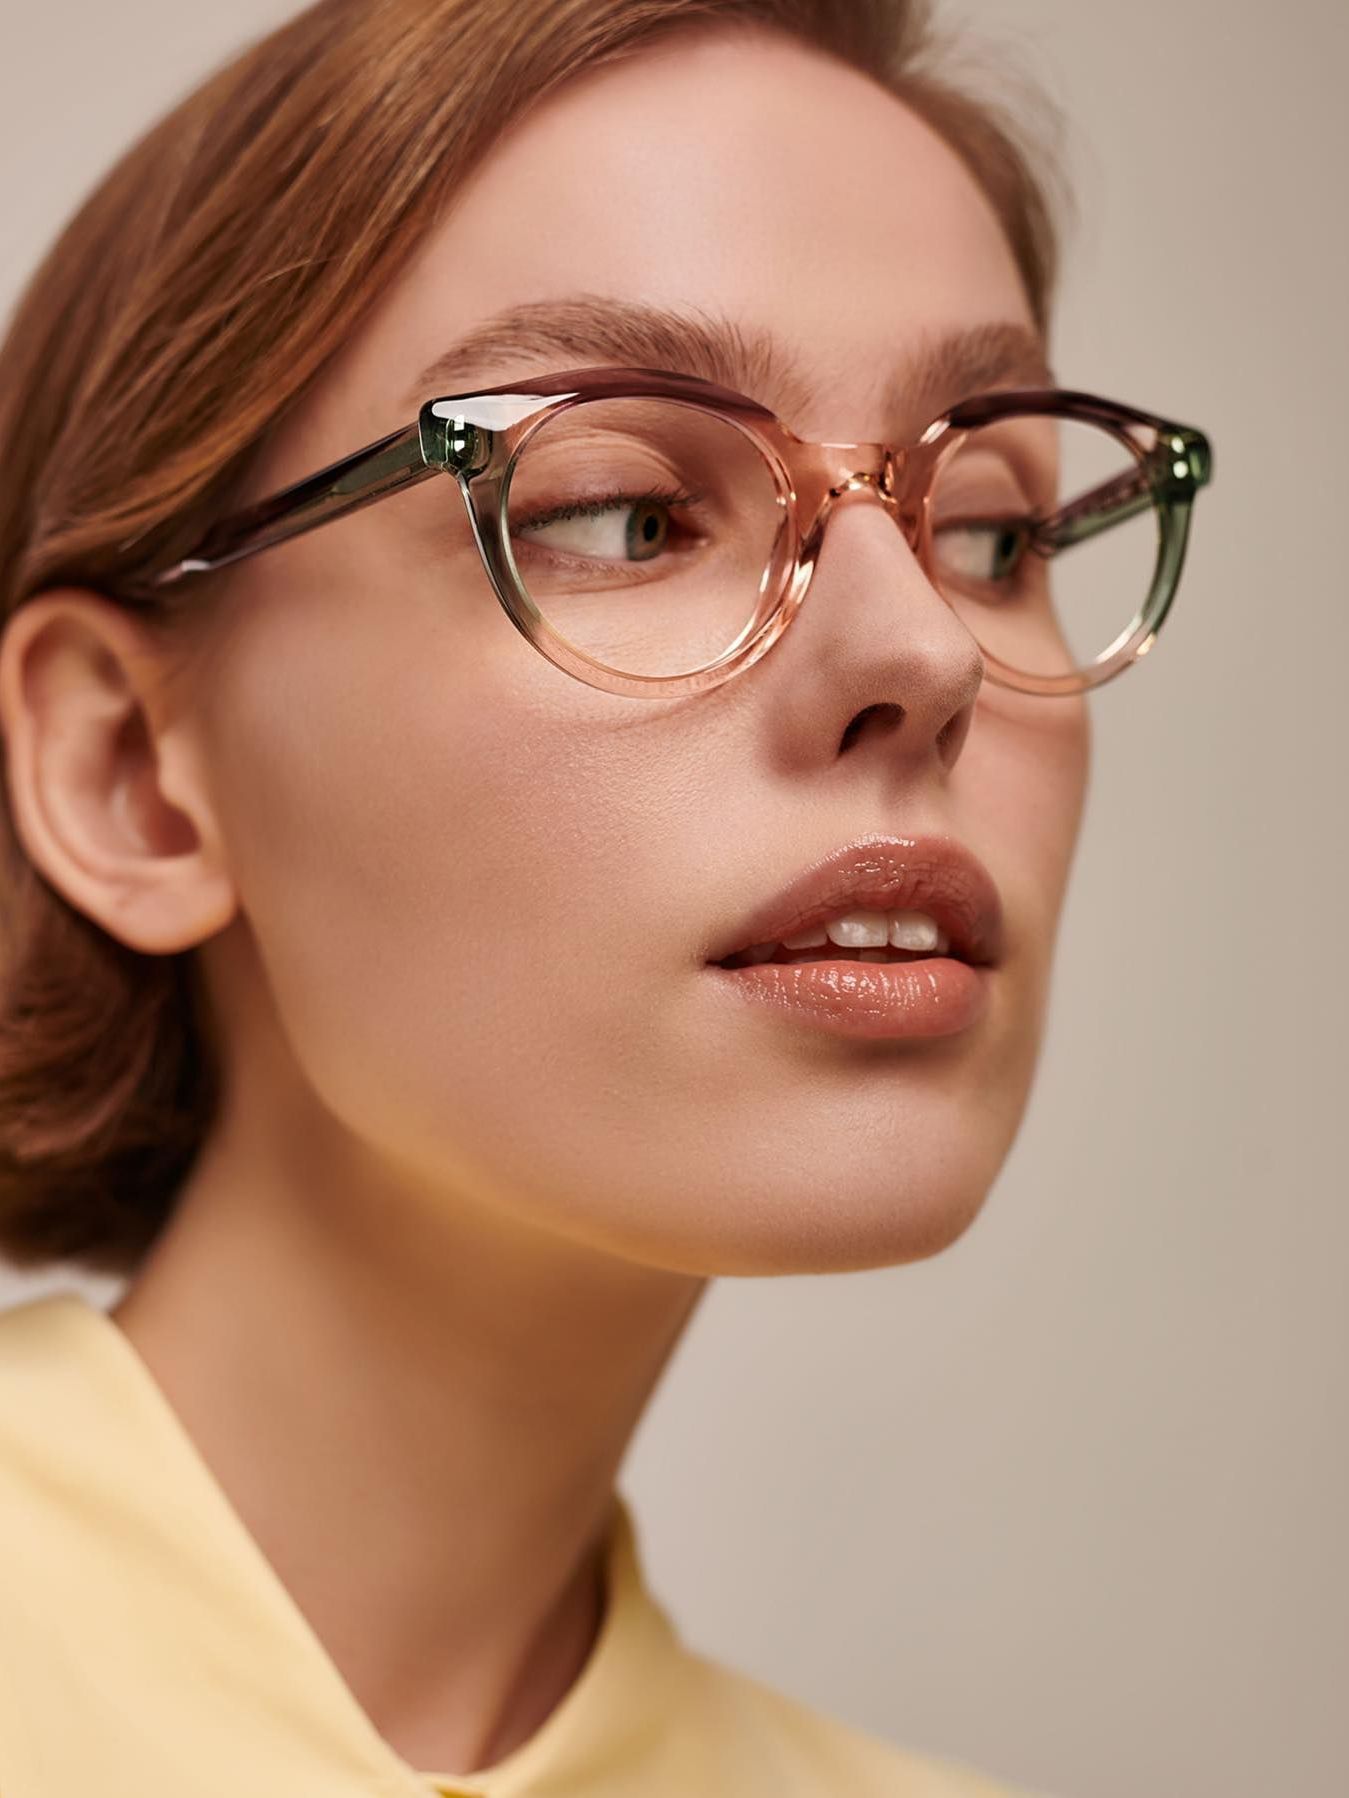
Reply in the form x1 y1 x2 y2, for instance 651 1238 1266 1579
511 484 705 535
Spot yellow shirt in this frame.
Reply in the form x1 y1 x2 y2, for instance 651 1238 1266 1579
0 1290 1047 1797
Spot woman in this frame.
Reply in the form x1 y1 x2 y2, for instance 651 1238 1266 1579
0 1 1212 1794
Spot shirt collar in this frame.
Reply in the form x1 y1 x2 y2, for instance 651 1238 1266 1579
0 1290 686 1798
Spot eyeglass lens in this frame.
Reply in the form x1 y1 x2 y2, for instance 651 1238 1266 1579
496 395 1162 683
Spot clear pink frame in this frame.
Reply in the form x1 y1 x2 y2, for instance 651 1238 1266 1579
130 365 1213 701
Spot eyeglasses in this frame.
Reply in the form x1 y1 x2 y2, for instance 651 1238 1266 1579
129 365 1213 700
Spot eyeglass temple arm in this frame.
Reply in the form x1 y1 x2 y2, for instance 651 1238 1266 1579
1033 425 1213 554
134 419 438 591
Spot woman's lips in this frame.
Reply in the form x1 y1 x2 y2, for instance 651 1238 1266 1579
705 832 1004 971
702 832 1002 1040
704 954 990 1040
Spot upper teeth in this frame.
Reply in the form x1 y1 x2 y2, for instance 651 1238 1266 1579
739 909 949 962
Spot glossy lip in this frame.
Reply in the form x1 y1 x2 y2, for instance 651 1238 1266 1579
705 833 1005 969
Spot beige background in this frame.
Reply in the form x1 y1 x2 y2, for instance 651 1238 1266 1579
1 3 1345 1795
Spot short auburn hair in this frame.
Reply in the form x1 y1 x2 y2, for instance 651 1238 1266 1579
0 0 1071 1276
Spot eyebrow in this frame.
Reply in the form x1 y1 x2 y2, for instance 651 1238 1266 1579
403 293 1057 428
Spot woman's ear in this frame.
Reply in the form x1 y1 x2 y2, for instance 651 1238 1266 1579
0 589 238 953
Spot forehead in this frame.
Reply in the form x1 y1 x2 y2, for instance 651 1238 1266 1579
322 24 1040 448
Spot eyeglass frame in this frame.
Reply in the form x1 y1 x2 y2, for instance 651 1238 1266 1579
123 364 1213 701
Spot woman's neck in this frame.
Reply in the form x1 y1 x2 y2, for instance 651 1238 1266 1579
109 1084 705 1774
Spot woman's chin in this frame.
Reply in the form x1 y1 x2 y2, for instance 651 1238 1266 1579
574 1147 1010 1281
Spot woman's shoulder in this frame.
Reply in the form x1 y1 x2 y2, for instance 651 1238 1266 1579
0 1290 93 1471
0 1292 135 1615
665 1643 1055 1797
0 1291 120 1476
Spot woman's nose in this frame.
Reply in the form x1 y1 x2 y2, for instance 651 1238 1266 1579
772 479 986 767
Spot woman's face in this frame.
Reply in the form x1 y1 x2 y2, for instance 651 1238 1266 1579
189 25 1089 1277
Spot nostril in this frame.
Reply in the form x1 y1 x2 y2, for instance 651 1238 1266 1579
935 714 963 764
840 702 903 754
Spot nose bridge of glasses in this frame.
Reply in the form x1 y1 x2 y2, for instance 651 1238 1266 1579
803 440 920 547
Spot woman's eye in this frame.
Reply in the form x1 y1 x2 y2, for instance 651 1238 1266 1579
933 519 1032 589
512 492 692 565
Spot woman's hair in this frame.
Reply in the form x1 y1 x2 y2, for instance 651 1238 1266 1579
0 0 1071 1276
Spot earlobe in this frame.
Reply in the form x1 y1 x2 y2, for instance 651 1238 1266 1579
0 588 239 955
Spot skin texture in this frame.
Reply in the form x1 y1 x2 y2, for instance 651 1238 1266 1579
0 23 1089 1777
